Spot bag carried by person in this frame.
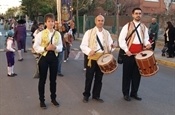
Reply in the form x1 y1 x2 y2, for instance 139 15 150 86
33 58 41 79
117 49 125 64
117 23 141 64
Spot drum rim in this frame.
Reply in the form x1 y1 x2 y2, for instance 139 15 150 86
135 50 154 59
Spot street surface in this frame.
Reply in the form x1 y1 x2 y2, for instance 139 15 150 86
0 25 175 115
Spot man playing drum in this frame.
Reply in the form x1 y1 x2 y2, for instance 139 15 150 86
118 8 151 101
80 15 116 103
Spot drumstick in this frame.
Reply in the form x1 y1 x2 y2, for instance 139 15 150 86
110 41 114 53
95 49 100 53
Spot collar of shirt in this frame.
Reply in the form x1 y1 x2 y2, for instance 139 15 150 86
95 26 104 33
133 20 141 26
46 28 55 34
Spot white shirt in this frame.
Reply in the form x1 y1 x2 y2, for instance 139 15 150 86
80 27 113 55
6 38 15 52
33 29 63 54
118 21 150 52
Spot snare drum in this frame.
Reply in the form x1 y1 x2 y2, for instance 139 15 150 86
135 50 159 77
97 54 117 74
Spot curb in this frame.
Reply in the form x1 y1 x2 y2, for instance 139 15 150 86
156 58 175 69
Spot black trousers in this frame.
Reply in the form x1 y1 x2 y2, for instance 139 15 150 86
38 51 58 102
83 60 104 98
151 40 156 51
167 42 174 57
122 55 141 96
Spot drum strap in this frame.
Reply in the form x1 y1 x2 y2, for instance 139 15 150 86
96 35 104 51
126 23 141 43
133 23 143 49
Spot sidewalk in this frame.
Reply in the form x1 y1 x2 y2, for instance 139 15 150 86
76 36 175 68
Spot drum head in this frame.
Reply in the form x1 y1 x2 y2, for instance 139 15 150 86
97 54 113 65
135 50 153 59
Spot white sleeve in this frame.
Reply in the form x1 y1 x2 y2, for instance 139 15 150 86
33 30 38 38
80 30 92 55
118 24 129 52
144 27 151 46
33 32 45 53
55 32 63 52
107 31 114 52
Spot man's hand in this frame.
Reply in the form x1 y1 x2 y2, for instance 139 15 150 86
89 50 95 56
46 44 56 51
125 51 132 56
111 43 118 48
145 44 152 50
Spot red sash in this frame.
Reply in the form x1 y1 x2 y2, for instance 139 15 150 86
129 44 142 53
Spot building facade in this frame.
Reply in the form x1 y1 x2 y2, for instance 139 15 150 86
94 0 175 15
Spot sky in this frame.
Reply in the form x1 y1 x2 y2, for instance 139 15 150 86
0 0 21 13
0 0 21 7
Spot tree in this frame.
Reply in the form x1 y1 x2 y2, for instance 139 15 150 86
72 0 92 37
5 7 19 19
21 0 57 20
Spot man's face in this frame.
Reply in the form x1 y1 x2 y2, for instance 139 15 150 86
95 16 104 28
132 10 142 21
152 18 156 23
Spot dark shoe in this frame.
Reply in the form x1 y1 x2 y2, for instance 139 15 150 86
24 51 27 53
12 73 17 76
130 95 142 101
57 73 64 77
51 100 60 107
92 97 104 103
167 56 173 58
7 74 15 77
18 58 23 61
124 95 131 101
40 102 47 109
83 96 89 103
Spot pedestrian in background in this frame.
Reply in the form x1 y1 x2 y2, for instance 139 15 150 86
31 20 38 39
63 23 73 62
55 21 65 77
149 18 159 51
14 19 27 61
33 13 63 109
164 21 175 58
5 30 17 77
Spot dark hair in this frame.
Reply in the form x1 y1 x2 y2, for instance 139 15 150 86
44 13 55 22
63 23 70 32
33 20 38 25
132 8 142 14
166 21 174 29
38 22 44 26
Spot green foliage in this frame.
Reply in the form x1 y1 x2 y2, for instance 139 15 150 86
21 0 56 20
4 7 19 19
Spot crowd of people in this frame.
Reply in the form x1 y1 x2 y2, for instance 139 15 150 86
2 7 175 109
149 18 175 58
